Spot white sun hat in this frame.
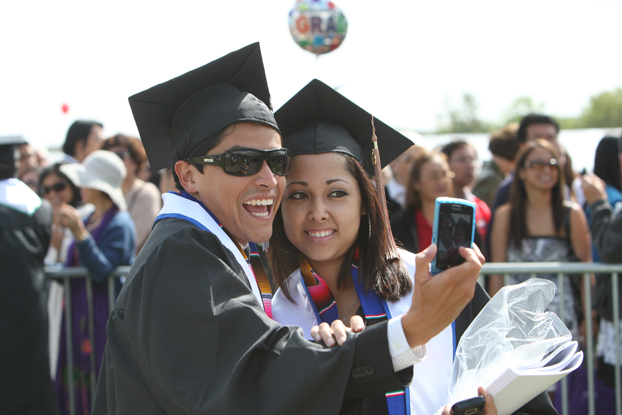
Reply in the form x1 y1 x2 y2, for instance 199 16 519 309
60 150 127 211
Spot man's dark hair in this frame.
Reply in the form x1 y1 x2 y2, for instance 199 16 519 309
172 124 236 191
489 124 520 161
63 120 103 157
516 114 559 143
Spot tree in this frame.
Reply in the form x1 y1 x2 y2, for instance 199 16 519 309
579 88 622 128
437 93 490 133
502 96 546 124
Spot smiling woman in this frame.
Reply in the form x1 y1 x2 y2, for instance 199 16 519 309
488 139 592 338
267 79 558 415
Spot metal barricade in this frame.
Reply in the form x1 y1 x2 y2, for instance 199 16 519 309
45 263 622 415
44 266 131 415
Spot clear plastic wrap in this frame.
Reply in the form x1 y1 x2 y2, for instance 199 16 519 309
447 278 572 406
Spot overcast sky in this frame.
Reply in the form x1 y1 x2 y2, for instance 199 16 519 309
1 0 620 150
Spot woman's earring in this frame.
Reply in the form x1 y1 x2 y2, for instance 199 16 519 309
368 215 372 240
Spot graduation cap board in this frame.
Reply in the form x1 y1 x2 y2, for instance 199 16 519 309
274 79 415 177
0 135 27 162
129 43 279 171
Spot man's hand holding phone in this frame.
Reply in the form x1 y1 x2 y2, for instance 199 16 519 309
401 243 484 349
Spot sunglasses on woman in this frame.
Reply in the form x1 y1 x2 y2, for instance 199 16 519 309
185 148 292 177
43 182 67 194
525 158 557 172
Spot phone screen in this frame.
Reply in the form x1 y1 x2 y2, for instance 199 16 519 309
435 202 475 271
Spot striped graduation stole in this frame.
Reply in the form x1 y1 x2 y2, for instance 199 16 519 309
234 241 273 318
301 253 409 415
352 265 409 415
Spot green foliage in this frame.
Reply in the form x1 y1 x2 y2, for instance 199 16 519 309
502 96 546 125
436 93 491 133
435 88 622 133
579 88 622 128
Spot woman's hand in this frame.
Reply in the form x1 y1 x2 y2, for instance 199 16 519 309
57 204 88 240
311 315 365 347
50 225 65 252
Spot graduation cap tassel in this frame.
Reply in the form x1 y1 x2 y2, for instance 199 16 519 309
370 116 400 259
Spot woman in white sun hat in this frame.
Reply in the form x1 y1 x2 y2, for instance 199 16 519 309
54 150 136 414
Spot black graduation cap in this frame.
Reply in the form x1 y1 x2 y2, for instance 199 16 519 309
0 135 27 163
128 43 279 171
274 79 415 176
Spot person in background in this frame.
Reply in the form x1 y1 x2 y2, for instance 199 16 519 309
487 114 561 236
54 150 135 415
386 144 423 216
584 137 622 242
62 120 104 164
20 166 43 194
441 140 491 243
392 150 474 254
489 140 591 337
17 141 39 178
159 166 177 194
101 134 161 253
582 172 622 395
472 123 520 208
40 163 90 265
0 135 58 415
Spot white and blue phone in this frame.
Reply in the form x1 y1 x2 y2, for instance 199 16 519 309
431 197 476 275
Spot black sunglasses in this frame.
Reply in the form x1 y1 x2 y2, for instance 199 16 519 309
526 158 557 171
43 182 67 194
185 148 292 177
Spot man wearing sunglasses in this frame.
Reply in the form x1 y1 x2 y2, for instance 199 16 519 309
93 43 484 415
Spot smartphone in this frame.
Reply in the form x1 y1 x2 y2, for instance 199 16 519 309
451 396 486 415
431 197 476 275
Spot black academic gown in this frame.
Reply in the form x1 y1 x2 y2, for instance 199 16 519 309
93 217 412 415
0 200 58 415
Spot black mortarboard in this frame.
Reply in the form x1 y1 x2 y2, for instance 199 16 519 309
128 43 279 171
274 79 415 176
0 135 27 162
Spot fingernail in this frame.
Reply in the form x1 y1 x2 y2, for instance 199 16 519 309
326 337 334 346
312 333 320 342
338 335 346 344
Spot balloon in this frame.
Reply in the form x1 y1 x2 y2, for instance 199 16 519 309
289 0 347 56
61 103 69 114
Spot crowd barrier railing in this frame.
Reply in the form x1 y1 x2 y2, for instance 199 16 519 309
46 262 622 415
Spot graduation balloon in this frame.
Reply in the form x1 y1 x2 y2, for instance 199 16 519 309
289 0 348 56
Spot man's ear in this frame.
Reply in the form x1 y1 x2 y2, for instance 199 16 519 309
175 160 198 194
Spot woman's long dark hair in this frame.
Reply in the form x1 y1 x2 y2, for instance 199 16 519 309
268 153 412 302
593 136 622 193
508 139 565 249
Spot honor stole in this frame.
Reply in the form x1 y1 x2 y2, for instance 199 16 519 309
300 254 410 415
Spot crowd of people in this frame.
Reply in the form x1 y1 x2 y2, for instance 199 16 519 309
1 42 621 415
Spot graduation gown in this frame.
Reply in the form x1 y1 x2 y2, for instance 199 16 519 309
273 250 558 415
0 179 57 415
92 194 413 415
